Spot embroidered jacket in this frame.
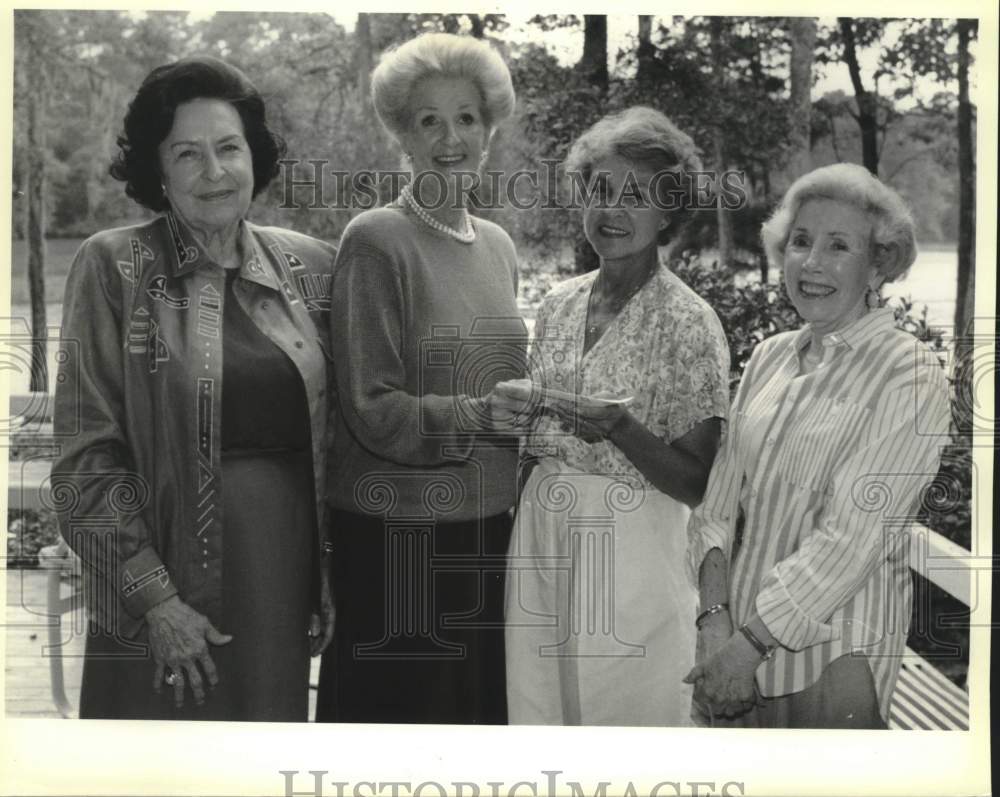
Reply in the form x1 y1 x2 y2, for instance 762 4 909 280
52 212 336 639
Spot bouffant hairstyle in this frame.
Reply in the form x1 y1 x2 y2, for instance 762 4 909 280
109 55 286 212
761 163 918 283
564 106 704 245
371 32 515 143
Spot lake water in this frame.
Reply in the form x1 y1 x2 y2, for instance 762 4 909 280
880 247 958 331
4 247 959 396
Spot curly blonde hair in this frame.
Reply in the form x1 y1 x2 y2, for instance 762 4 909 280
372 32 515 143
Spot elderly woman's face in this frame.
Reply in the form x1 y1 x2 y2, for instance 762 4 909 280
582 154 667 266
158 98 254 235
402 76 488 180
783 198 880 335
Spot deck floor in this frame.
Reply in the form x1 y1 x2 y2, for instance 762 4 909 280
4 569 319 720
4 568 83 718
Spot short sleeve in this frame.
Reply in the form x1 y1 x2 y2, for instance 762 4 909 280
662 305 731 441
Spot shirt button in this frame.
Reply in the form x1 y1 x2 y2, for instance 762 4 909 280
249 263 262 273
202 563 208 570
766 437 776 446
295 340 304 349
261 301 270 310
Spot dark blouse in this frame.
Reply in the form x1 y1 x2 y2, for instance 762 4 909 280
221 269 310 453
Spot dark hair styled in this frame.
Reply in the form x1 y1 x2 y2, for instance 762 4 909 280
109 55 286 212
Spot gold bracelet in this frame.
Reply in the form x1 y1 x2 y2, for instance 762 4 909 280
695 603 729 630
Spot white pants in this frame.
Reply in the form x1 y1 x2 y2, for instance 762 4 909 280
505 458 696 726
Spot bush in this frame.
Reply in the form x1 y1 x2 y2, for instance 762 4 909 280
6 509 61 568
670 252 800 391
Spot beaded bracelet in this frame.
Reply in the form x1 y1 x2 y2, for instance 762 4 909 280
695 602 730 630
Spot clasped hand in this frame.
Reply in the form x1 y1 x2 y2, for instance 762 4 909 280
683 614 759 719
550 395 629 443
487 380 542 434
489 380 630 443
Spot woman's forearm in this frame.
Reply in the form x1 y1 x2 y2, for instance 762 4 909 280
608 413 713 506
698 547 729 610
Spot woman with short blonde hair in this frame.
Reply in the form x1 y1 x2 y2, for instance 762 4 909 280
371 32 515 142
316 32 526 725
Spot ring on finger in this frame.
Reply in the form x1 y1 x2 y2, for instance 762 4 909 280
165 670 182 686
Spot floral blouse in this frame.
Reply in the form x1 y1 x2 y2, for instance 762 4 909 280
525 263 730 486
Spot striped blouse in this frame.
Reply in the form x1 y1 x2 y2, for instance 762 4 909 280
686 308 951 720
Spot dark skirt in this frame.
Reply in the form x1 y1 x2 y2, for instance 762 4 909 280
79 451 315 721
316 509 512 724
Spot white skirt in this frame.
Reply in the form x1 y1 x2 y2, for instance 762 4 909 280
505 458 697 726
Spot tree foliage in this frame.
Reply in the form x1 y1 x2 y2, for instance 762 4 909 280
12 12 970 264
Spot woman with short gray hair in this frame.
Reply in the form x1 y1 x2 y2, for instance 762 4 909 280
496 106 730 725
686 163 950 728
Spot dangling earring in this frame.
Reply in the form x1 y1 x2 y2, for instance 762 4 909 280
865 285 882 310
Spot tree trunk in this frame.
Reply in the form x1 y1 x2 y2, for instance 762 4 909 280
573 15 609 273
637 15 655 83
468 14 485 39
26 31 48 394
578 15 608 90
839 17 879 174
355 13 373 105
787 17 817 180
711 17 734 269
954 18 976 372
713 131 734 270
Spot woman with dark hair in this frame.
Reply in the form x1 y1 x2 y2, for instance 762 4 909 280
51 55 336 721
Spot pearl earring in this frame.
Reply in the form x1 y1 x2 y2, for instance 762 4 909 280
865 285 882 310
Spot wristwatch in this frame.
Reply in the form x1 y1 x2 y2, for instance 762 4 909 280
739 623 776 661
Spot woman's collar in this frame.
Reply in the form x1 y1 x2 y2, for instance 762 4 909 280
163 211 279 290
794 307 896 352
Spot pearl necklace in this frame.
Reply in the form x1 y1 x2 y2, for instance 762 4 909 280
399 184 476 244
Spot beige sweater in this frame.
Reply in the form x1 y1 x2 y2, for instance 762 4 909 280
327 205 527 521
